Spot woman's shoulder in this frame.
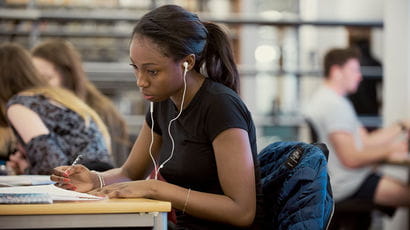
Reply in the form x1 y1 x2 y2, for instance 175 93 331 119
7 93 43 108
204 79 236 95
204 80 245 105
196 80 251 120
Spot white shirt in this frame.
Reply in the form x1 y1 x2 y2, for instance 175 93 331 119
304 85 372 201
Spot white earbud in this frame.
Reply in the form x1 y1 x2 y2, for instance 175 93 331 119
183 61 188 71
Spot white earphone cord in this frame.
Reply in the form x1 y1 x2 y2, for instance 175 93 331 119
149 102 157 178
150 63 188 180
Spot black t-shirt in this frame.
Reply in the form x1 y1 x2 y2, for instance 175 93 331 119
146 79 263 229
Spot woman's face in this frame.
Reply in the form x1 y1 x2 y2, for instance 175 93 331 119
32 57 63 87
129 36 185 103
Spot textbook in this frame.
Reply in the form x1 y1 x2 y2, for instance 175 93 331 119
0 184 104 204
0 175 54 187
0 193 53 204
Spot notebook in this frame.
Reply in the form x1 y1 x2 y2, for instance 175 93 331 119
0 175 54 187
0 184 105 204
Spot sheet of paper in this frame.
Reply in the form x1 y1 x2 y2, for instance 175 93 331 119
0 184 104 201
0 175 54 186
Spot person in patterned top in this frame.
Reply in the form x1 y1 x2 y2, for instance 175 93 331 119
0 43 113 175
31 39 131 167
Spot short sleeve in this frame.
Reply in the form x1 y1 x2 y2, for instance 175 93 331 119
7 95 41 112
322 100 358 134
205 94 250 141
25 133 69 174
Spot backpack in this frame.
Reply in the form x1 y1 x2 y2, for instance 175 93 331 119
258 141 334 230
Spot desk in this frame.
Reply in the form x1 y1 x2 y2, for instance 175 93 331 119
383 158 410 167
0 198 171 229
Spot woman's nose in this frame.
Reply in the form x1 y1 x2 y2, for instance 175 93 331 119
136 75 149 88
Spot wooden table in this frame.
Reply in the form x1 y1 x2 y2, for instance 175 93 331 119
383 158 410 167
0 198 171 229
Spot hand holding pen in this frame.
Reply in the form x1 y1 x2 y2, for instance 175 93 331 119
64 154 83 175
50 154 98 192
54 155 83 190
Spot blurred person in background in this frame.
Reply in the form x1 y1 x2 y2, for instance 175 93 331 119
31 39 130 167
1 43 113 175
305 47 410 219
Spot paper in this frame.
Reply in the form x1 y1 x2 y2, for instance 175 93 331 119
0 175 54 187
0 184 104 201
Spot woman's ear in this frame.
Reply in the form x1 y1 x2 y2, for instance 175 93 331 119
182 54 196 71
183 62 188 71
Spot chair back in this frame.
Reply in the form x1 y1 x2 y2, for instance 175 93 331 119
305 118 319 143
258 141 334 230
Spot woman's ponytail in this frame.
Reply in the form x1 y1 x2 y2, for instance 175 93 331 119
200 22 239 93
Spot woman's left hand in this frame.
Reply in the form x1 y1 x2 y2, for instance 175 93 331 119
88 179 155 198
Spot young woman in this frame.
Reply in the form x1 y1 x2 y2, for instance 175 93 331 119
51 5 263 229
31 39 130 167
0 43 113 175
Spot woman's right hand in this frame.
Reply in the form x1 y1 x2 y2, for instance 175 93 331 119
50 164 98 193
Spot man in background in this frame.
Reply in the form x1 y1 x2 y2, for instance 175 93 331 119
304 47 410 219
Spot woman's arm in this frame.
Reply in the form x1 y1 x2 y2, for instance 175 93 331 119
7 104 71 174
181 128 256 227
91 128 256 227
52 121 162 192
7 104 49 143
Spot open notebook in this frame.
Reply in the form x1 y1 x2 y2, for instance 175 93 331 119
0 184 104 204
0 175 54 187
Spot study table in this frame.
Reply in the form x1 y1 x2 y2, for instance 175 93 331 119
0 198 171 229
383 158 410 167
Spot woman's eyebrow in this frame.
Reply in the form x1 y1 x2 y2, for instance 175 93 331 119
129 58 158 67
141 63 158 67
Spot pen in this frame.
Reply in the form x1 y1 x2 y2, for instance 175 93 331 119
71 154 83 166
64 154 83 175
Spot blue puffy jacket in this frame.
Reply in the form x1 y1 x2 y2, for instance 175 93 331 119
258 142 334 230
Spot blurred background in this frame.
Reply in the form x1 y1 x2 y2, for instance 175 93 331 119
0 0 386 144
0 0 409 228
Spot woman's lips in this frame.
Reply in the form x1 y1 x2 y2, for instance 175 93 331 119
143 94 154 100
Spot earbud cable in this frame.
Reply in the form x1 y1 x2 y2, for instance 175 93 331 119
150 66 188 180
149 101 158 179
